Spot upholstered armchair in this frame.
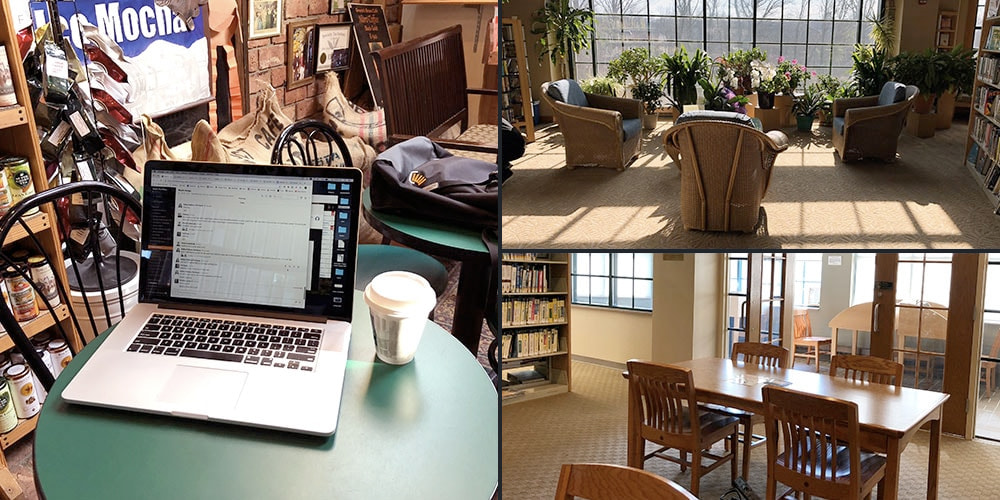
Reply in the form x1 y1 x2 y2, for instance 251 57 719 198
832 82 919 162
662 111 789 232
540 79 642 171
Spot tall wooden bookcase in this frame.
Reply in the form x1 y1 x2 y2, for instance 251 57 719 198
500 252 570 405
936 11 958 51
965 0 1000 214
0 0 75 464
500 17 535 143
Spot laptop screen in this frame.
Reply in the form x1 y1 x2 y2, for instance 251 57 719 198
140 161 361 321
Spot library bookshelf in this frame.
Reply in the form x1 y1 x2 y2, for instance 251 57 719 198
500 253 570 405
966 0 1000 213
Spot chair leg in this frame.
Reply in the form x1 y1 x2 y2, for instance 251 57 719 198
679 450 687 472
730 431 738 482
690 449 701 498
766 476 776 500
876 477 886 500
742 417 752 479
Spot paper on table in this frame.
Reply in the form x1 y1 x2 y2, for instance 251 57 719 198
728 374 791 387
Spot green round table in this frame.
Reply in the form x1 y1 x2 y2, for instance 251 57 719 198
34 291 498 499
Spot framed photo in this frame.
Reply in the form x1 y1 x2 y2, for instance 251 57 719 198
330 0 347 14
316 23 353 73
287 20 317 90
348 3 391 107
249 0 282 39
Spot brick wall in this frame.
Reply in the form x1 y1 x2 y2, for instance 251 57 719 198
244 0 403 121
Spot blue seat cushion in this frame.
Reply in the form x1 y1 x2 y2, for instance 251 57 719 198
547 80 589 107
833 117 845 136
622 118 642 142
675 110 755 128
878 82 906 106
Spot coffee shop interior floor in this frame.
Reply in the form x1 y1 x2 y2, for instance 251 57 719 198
4 258 494 499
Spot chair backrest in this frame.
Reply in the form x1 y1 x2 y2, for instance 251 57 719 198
830 354 903 386
762 385 863 499
625 360 701 447
0 181 142 391
731 342 789 368
792 309 811 340
270 119 354 168
372 24 469 141
545 79 589 107
554 463 698 500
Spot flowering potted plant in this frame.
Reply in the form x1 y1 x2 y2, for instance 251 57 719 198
775 56 814 95
752 61 780 109
716 47 767 94
697 76 748 113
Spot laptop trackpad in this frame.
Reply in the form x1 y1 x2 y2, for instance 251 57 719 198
157 365 248 414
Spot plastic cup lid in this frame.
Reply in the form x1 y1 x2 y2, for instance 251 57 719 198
364 271 436 315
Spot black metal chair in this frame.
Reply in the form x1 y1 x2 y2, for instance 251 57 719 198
270 120 450 318
270 119 355 167
0 181 141 391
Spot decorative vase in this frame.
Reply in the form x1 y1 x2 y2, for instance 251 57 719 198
641 112 658 129
935 91 956 130
796 114 814 132
757 92 775 109
913 94 935 114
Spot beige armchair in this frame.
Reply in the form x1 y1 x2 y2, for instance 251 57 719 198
662 111 789 232
540 80 642 171
832 82 918 162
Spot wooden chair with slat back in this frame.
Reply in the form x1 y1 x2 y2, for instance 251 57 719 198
624 360 739 498
762 385 887 500
0 181 141 391
830 354 904 386
711 341 791 479
792 309 832 372
982 328 1000 394
554 463 698 500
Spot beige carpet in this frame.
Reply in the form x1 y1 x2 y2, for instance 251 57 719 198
501 118 1000 249
502 360 1000 499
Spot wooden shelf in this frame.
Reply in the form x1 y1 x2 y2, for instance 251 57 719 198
0 105 25 130
502 258 568 265
964 159 1000 207
503 351 570 364
502 321 568 329
2 213 51 246
0 414 38 449
0 305 71 352
501 381 569 405
503 291 567 297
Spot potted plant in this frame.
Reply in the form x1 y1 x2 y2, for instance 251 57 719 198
754 65 781 109
812 75 857 126
890 50 949 114
579 76 623 97
530 0 595 79
716 47 768 95
661 47 711 116
697 76 748 113
792 86 825 132
850 44 892 98
935 46 976 129
632 80 665 129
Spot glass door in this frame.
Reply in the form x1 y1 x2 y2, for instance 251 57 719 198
724 253 790 358
893 253 952 391
758 253 788 349
725 253 749 358
977 253 1000 441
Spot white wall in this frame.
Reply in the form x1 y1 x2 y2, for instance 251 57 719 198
571 306 652 363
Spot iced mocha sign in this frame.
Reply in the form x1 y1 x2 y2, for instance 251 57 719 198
31 0 211 117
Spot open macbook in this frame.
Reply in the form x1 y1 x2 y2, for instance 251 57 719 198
62 160 362 436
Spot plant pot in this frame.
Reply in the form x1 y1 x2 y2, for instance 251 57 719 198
774 95 794 126
641 112 658 129
935 91 956 130
796 114 814 132
912 94 935 114
757 92 775 109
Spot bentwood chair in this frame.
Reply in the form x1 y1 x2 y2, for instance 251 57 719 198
271 121 450 319
554 463 698 500
830 354 904 386
762 385 887 500
792 309 833 372
624 360 739 497
715 342 790 479
0 181 142 392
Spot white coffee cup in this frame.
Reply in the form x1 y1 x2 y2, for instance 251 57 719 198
363 271 437 365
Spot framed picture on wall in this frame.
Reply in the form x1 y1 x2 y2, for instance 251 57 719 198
249 0 283 39
330 0 347 14
287 20 317 90
316 23 353 73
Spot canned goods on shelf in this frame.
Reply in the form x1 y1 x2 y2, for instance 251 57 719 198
1 156 38 216
47 339 72 378
0 378 17 433
4 363 39 419
3 266 37 322
28 255 60 307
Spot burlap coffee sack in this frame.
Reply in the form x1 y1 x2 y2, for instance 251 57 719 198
321 74 387 152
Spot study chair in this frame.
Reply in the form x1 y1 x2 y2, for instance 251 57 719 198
271 121 450 315
762 385 887 500
830 354 903 386
711 342 790 479
981 329 1000 394
624 360 739 497
554 463 698 500
792 309 832 372
0 181 142 392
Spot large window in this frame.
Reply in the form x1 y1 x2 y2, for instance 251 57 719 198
572 0 881 80
571 253 653 310
975 0 988 50
792 253 822 308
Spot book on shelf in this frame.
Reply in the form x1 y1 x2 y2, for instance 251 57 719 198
502 297 567 326
991 0 1000 18
940 16 953 30
503 253 552 261
501 328 562 359
501 262 550 293
988 26 1000 51
969 143 980 166
506 368 546 384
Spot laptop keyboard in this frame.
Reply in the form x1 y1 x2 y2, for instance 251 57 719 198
125 314 322 371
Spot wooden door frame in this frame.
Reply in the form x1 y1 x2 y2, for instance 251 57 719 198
741 253 794 352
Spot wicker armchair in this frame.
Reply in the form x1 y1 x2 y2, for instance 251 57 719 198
662 111 789 232
540 80 642 171
832 82 918 162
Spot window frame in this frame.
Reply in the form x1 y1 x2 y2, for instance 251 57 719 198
570 253 654 312
793 253 823 309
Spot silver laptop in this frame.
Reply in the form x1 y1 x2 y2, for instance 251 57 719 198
62 160 362 436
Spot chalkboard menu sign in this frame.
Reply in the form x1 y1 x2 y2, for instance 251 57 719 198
348 3 391 108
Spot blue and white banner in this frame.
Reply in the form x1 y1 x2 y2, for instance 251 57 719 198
29 0 211 117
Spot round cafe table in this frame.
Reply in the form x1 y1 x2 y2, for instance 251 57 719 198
33 291 498 499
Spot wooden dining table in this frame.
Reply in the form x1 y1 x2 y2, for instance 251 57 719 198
672 357 950 500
